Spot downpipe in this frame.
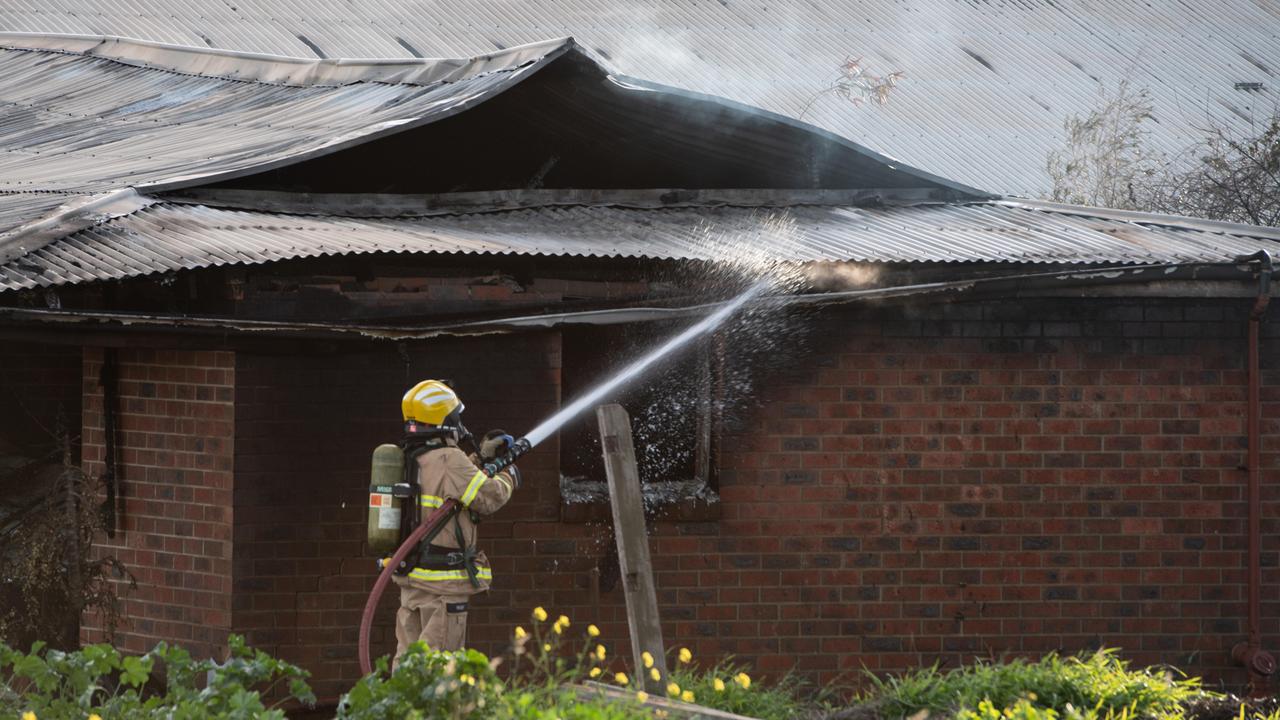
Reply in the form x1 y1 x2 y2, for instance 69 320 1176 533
357 437 532 675
1232 251 1276 696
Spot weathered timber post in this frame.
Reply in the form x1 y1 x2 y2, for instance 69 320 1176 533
597 403 668 693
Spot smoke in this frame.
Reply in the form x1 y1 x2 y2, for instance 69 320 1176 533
799 261 883 291
592 8 701 80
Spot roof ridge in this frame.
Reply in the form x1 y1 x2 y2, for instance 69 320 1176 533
998 198 1280 243
0 32 576 87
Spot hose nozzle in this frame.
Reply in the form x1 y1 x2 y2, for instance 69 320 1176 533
482 436 532 477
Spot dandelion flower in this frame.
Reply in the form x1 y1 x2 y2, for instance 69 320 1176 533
678 647 692 664
90 716 102 720
636 691 650 703
642 651 654 668
552 622 563 635
22 713 36 720
590 667 602 678
735 672 751 689
543 643 551 652
596 644 607 661
533 607 548 622
682 690 695 703
557 614 570 627
615 672 629 686
650 667 661 682
514 626 527 639
667 682 681 697
713 678 726 692
587 624 601 637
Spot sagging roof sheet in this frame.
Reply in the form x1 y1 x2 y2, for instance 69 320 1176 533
3 200 1278 291
2 1 1276 196
0 34 570 232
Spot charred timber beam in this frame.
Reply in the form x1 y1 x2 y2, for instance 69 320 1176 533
0 261 1272 342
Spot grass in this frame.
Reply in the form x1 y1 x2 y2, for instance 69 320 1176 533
859 649 1205 720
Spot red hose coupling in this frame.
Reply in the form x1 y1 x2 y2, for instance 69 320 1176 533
1233 642 1277 679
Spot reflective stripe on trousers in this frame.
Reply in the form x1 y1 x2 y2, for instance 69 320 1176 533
407 566 493 582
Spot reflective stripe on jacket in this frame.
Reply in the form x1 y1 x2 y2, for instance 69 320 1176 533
405 445 515 594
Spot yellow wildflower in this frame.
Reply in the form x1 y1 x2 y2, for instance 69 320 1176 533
543 643 551 652
682 690 695 703
533 607 548 622
650 667 661 682
90 716 102 720
596 644 606 661
514 626 527 639
642 651 654 668
615 672 629 686
636 691 650 703
22 713 36 720
552 621 563 635
557 614 570 627
589 667 603 678
587 624 601 637
735 672 751 689
678 647 692 664
460 673 475 686
667 682 681 697
713 678 726 692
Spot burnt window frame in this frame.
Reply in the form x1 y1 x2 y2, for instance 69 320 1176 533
557 324 723 523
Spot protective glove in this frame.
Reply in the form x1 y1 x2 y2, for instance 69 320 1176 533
478 429 512 461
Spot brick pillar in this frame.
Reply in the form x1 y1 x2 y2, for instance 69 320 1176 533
81 348 235 659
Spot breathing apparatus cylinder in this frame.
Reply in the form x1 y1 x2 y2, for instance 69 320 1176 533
367 443 406 556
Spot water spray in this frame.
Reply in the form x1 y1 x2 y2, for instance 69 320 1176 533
358 279 770 673
461 279 767 478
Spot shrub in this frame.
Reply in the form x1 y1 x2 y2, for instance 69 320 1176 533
341 608 820 719
0 634 314 719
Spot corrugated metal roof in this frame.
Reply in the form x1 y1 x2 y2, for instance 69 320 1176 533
0 35 569 233
0 33 985 246
3 199 1277 291
1 1 1275 196
0 192 79 234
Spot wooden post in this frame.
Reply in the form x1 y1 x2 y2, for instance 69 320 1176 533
597 403 669 693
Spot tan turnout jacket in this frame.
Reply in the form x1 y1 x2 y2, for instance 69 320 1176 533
400 444 516 595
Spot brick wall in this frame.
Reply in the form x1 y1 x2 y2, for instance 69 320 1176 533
0 341 81 456
78 295 1279 698
701 298 1278 689
81 348 235 658
232 333 561 700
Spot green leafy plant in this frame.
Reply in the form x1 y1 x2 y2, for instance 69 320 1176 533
0 634 314 719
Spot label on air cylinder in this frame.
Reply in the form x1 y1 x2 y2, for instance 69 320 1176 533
369 492 392 508
378 506 401 530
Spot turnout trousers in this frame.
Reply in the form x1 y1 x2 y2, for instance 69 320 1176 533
392 580 469 667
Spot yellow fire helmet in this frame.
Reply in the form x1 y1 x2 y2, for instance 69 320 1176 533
402 379 465 429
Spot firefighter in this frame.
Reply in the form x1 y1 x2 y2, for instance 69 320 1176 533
392 379 519 662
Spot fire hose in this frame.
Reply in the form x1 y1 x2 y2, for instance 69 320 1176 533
358 438 530 675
